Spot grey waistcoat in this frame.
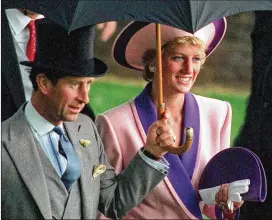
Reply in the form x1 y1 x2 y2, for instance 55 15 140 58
36 144 82 219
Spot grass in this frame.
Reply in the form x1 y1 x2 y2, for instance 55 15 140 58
90 81 143 114
89 77 249 145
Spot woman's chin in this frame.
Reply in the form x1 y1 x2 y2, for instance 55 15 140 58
177 85 192 94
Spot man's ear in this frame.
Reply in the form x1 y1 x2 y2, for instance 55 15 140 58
36 73 51 94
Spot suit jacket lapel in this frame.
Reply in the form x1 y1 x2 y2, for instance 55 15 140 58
5 108 52 219
176 92 200 179
134 83 202 219
64 121 81 157
2 11 26 108
63 121 86 184
64 121 94 218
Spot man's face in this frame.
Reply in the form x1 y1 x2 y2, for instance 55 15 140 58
44 76 94 125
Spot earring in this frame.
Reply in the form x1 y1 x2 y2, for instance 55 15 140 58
149 64 156 73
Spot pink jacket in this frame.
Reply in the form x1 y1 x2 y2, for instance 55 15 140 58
96 87 232 219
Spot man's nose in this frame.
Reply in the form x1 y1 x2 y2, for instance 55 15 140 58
78 85 89 104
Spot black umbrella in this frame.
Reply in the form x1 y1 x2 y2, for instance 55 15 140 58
3 0 272 154
3 0 272 33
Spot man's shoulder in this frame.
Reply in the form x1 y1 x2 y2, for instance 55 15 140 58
77 113 95 124
1 111 26 142
2 118 12 139
69 113 96 132
2 108 24 127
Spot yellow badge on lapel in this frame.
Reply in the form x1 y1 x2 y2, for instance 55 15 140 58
79 139 91 147
92 164 106 179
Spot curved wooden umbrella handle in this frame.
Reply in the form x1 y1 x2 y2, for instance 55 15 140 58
157 104 193 155
163 127 194 155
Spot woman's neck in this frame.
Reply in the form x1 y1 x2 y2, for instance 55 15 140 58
151 85 185 119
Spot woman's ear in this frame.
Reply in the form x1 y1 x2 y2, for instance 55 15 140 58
36 73 50 94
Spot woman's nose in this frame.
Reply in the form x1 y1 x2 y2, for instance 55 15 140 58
183 59 193 74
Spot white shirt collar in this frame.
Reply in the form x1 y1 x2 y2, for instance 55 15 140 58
25 101 63 136
5 9 44 35
5 9 32 35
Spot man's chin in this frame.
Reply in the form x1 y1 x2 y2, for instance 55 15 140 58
62 114 79 122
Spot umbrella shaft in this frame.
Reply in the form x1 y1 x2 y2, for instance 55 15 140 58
156 23 164 119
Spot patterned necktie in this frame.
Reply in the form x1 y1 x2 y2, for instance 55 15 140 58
53 126 81 191
26 20 36 61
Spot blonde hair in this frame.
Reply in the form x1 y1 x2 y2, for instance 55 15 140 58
142 36 206 82
163 36 206 57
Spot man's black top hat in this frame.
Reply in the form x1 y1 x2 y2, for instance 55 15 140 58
21 19 107 77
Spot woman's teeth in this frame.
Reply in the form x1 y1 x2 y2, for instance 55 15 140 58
176 76 191 83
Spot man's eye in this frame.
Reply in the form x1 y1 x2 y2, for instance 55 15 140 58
70 82 79 88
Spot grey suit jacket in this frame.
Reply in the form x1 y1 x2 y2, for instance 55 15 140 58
1 105 167 219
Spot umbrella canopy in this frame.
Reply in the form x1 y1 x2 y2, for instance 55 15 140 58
2 0 272 33
3 0 272 154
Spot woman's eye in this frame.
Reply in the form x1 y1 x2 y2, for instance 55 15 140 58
192 57 201 62
172 56 184 61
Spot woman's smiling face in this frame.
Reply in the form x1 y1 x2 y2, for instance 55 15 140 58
161 43 205 95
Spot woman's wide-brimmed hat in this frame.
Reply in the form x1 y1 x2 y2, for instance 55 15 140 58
112 18 227 71
21 18 107 77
